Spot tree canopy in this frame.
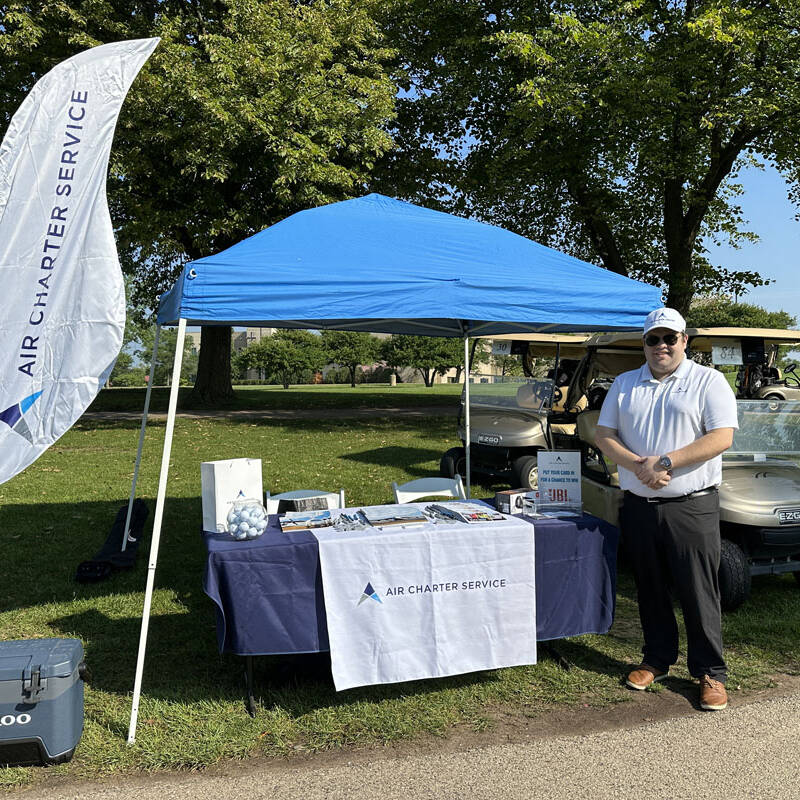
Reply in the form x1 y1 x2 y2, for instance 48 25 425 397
233 330 325 389
382 335 487 386
380 0 800 313
1 0 397 401
686 296 797 330
321 331 382 387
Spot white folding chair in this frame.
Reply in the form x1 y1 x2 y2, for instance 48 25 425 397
265 488 346 515
391 476 466 503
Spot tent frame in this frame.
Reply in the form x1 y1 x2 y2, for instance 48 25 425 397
124 320 474 744
127 319 186 743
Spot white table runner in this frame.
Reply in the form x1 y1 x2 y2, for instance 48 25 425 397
314 508 536 690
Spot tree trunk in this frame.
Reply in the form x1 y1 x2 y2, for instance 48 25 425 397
189 326 235 405
349 364 357 388
662 175 695 316
666 258 694 316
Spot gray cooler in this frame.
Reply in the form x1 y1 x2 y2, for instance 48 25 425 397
0 638 86 766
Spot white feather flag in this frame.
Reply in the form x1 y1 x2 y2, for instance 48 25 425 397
0 38 159 484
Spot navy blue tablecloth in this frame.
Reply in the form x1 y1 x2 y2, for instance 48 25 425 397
203 514 618 655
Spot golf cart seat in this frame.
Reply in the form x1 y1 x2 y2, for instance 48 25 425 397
576 410 619 487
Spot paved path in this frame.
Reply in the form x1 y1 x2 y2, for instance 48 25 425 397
81 405 459 422
31 687 800 800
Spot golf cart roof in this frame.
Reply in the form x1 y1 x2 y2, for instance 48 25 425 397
486 333 592 359
584 327 800 351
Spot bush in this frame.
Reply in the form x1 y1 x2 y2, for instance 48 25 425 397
110 370 147 387
362 365 394 383
324 366 357 384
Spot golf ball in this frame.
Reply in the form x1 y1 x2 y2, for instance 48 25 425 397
227 498 268 540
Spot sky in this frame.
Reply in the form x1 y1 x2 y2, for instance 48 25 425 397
712 164 800 322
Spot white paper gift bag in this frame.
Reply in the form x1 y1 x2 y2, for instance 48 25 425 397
201 458 263 532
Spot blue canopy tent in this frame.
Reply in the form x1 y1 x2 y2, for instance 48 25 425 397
158 193 658 334
127 193 662 742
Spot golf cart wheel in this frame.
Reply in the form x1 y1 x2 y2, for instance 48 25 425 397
440 447 467 479
512 454 538 490
719 539 751 612
763 392 785 400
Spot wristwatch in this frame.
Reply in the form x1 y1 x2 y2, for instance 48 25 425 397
657 455 673 471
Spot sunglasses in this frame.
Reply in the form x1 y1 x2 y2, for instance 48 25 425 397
644 333 682 347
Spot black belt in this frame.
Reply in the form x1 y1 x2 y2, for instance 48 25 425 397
626 487 717 504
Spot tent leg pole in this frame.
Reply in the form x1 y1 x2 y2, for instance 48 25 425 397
464 336 471 499
121 324 160 553
127 319 186 745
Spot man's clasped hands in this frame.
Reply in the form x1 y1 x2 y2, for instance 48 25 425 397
633 455 672 490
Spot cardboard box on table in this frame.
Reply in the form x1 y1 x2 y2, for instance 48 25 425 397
494 489 529 514
201 458 263 532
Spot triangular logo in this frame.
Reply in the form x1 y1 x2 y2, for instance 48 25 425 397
357 581 382 605
0 391 42 442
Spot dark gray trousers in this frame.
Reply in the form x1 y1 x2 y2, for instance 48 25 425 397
621 490 726 682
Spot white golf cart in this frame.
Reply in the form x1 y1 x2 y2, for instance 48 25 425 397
439 334 589 488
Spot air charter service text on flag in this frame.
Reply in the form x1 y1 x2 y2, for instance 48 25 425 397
0 38 159 485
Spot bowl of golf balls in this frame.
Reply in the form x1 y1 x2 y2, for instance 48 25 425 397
226 499 268 540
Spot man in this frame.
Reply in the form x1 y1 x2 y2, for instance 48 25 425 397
595 307 738 711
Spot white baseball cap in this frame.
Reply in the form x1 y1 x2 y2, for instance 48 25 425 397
643 307 686 336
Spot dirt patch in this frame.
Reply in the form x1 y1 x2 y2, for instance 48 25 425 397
176 672 800 780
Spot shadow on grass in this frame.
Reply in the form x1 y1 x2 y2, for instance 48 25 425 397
49 606 504 716
659 676 701 708
246 653 503 718
541 638 631 679
340 446 445 476
0 497 207 613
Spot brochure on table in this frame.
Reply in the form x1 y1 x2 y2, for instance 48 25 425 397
279 501 510 533
313 512 536 691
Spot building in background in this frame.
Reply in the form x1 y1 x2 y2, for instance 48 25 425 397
232 327 276 352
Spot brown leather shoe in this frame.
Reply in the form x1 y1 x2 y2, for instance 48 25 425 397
699 675 728 710
626 664 668 690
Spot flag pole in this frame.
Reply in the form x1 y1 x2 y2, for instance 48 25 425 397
121 323 160 551
464 334 471 499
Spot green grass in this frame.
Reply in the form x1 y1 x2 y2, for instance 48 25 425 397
0 412 799 788
88 383 462 414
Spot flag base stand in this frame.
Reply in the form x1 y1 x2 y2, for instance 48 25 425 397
75 500 149 583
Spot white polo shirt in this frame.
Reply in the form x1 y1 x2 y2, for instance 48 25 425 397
597 356 738 498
